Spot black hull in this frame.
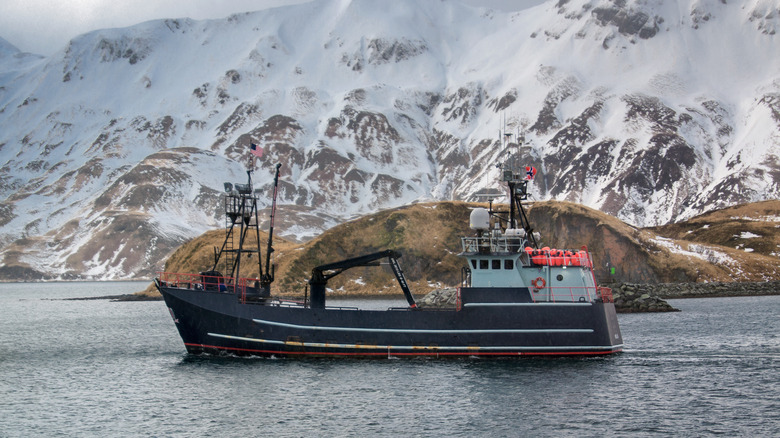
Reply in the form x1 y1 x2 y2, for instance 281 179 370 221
158 285 623 358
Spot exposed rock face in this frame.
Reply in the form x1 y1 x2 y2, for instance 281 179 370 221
527 201 666 283
590 4 662 39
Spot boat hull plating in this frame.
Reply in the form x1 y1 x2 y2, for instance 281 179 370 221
159 286 623 358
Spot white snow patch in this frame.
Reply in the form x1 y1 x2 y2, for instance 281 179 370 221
652 236 735 266
731 215 780 222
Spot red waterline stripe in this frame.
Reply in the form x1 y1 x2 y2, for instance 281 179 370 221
184 343 622 357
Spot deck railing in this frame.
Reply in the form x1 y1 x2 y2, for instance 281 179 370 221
461 238 595 269
461 235 525 254
157 272 614 306
597 286 614 303
157 272 315 306
156 272 260 301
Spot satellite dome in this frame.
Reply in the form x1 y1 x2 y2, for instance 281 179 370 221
469 208 490 230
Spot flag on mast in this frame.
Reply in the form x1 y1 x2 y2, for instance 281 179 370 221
250 143 263 158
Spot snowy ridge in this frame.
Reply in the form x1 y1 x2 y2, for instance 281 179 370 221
0 0 778 279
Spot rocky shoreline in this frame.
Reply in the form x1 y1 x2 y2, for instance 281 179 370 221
417 281 780 313
610 284 678 313
611 281 780 299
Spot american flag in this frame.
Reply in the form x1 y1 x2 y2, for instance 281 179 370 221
250 142 263 158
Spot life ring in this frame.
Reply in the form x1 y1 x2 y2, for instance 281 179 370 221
531 277 546 289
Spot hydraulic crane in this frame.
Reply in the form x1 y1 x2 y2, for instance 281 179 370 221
308 250 417 309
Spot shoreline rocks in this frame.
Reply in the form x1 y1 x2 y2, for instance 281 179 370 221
610 284 678 313
418 281 780 313
613 281 780 299
417 287 459 308
609 281 780 313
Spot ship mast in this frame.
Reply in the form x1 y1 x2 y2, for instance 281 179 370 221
212 169 263 288
260 163 281 296
498 125 538 248
207 160 281 298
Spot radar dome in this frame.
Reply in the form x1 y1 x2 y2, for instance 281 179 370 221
469 208 490 230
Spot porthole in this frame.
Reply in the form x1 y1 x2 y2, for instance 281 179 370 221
556 274 564 281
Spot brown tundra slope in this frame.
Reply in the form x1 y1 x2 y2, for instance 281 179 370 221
143 200 780 298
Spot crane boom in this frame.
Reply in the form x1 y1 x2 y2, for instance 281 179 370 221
308 250 417 309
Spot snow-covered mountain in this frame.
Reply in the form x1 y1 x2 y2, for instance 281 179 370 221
0 0 778 280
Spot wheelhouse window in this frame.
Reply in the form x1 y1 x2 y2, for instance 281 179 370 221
471 259 477 269
492 260 501 270
504 259 514 270
479 260 489 270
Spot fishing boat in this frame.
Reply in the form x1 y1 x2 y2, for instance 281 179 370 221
155 155 623 358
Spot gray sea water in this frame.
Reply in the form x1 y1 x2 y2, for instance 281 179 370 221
1 282 778 437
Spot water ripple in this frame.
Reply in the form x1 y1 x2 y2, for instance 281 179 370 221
1 285 778 437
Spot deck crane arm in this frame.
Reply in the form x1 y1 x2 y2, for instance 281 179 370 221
308 250 417 309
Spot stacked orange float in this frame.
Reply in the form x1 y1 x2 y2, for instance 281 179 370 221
525 247 591 267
